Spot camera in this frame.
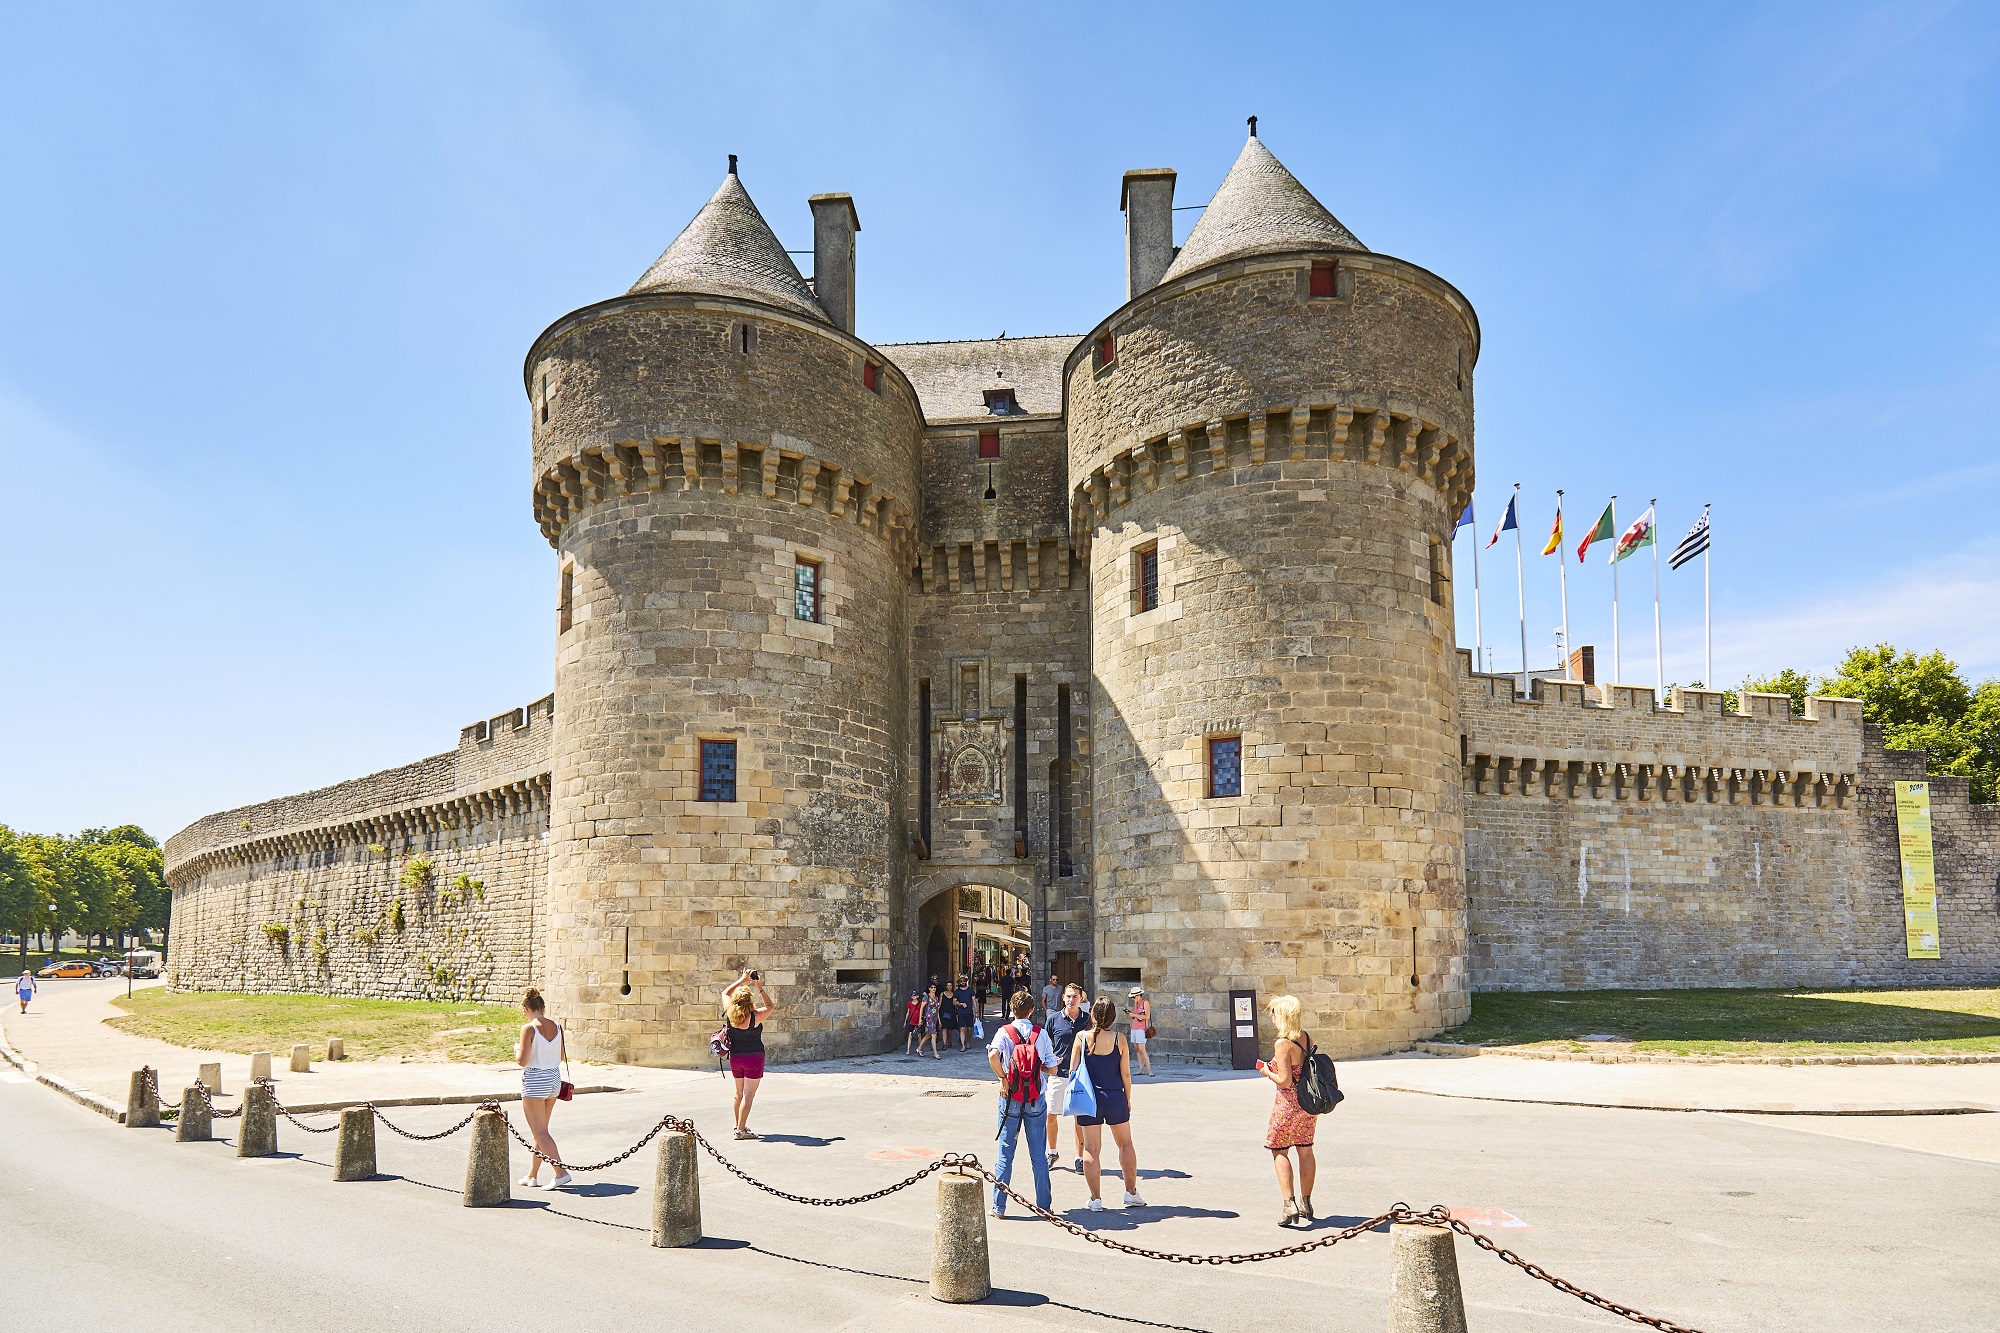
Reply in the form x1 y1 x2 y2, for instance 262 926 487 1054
749 970 760 981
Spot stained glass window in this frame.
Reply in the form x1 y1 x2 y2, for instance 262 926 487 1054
794 559 820 623
700 740 737 802
1208 736 1242 798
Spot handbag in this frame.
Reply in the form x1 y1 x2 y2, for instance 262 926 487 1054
558 1036 575 1101
1060 1059 1098 1118
1146 1026 1157 1039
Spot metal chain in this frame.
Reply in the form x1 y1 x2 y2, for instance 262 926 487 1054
496 1107 694 1174
1424 1209 1706 1333
139 1067 180 1120
369 1104 484 1142
188 1078 242 1119
683 1124 968 1206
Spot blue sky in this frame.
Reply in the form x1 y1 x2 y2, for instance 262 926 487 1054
5 1 1998 840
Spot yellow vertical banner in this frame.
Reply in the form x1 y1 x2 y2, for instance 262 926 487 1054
1894 780 1941 959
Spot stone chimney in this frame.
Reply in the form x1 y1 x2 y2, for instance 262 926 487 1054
1121 168 1177 300
809 193 860 334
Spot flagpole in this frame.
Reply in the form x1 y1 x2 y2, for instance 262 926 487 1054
1650 497 1663 701
1470 500 1484 673
1702 502 1712 688
1556 489 1571 679
1512 484 1528 696
1610 495 1620 686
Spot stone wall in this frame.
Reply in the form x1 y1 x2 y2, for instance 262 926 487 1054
1460 657 2000 990
163 699 554 1000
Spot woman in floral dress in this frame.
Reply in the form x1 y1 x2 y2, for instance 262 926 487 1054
1256 994 1317 1228
918 983 943 1059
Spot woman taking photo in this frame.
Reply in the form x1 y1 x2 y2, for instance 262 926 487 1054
1065 996 1146 1212
723 969 776 1139
1256 994 1317 1228
514 988 570 1189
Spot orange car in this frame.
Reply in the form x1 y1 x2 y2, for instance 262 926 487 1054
37 961 94 979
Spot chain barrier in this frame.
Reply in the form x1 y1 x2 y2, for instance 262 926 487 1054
188 1078 242 1119
147 1076 1705 1332
139 1067 180 1121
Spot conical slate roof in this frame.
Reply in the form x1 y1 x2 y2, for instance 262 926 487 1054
1160 134 1366 284
628 165 829 323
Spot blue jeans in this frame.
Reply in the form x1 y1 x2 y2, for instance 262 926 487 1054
993 1096 1051 1215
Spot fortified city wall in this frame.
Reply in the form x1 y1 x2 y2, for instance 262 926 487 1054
1459 654 2000 989
162 698 554 1000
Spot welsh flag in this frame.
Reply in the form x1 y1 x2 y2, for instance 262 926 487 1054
1575 501 1616 562
1612 507 1656 563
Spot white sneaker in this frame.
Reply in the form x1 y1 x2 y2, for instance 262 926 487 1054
518 1175 542 1189
550 1173 574 1188
1086 1198 1105 1212
1122 1191 1147 1208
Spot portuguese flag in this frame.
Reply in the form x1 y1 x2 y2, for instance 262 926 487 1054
1575 500 1616 562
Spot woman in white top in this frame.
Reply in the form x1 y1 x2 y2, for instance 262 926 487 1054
514 987 570 1189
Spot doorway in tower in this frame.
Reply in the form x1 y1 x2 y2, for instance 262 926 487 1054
911 882 1037 1024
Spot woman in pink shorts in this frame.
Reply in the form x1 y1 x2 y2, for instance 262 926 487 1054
722 969 776 1139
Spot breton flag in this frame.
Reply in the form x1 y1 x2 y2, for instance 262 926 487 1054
1669 511 1710 571
1540 501 1563 556
1486 493 1518 548
1612 506 1656 563
1576 500 1616 562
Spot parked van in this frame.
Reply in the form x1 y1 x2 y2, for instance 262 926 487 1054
124 950 162 979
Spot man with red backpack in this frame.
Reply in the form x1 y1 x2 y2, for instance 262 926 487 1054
985 988 1056 1219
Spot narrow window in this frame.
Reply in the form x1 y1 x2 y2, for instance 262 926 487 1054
978 429 1000 459
1428 536 1448 605
738 324 754 354
1056 684 1074 876
1095 333 1116 368
960 663 981 719
539 377 552 424
1134 543 1160 613
699 740 737 802
1013 675 1028 848
918 680 933 854
794 558 821 623
1309 260 1338 299
862 361 881 393
558 564 574 634
1208 736 1243 798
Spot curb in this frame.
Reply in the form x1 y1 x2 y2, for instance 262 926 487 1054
1379 1083 2000 1116
1411 1042 2000 1067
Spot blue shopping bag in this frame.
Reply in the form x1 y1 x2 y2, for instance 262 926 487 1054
1060 1063 1098 1118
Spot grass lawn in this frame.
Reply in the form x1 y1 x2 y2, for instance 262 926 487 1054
108 990 526 1063
1439 986 2000 1056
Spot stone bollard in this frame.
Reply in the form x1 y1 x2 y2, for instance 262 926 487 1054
1388 1223 1469 1333
332 1106 376 1181
463 1107 510 1207
237 1083 278 1158
125 1069 161 1129
326 1037 345 1061
649 1131 701 1247
198 1061 223 1095
175 1085 212 1142
249 1051 272 1082
289 1043 312 1073
930 1171 991 1303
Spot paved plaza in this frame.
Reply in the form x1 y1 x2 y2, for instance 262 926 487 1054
4 980 1999 1331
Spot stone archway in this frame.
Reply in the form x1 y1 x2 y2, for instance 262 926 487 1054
905 864 1047 1019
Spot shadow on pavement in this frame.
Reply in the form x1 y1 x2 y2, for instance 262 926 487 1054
558 1181 638 1197
1056 1204 1238 1229
755 1132 846 1147
1310 1213 1392 1232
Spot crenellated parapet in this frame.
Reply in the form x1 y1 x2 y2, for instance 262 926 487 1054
532 434 917 564
1067 398 1469 546
1457 652 1864 809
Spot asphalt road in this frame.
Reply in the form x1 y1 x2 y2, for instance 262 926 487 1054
3 1051 1995 1332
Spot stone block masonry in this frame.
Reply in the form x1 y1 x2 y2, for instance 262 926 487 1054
163 698 554 1001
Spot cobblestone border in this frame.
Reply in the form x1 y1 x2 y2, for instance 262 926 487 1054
1412 1041 2000 1067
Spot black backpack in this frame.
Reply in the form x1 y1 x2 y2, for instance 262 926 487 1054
1292 1033 1344 1115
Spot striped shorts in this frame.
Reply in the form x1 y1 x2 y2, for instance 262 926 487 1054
522 1066 561 1099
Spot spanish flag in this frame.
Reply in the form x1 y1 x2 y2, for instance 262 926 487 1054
1541 502 1563 556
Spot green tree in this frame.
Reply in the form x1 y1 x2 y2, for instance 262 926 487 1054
1821 644 2000 802
1740 667 1813 717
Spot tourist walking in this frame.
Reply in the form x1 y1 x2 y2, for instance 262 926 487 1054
1041 972 1061 1022
939 977 961 1050
918 983 943 1059
1043 983 1087 1172
953 975 976 1049
986 989 1055 1219
1128 986 1154 1075
904 990 923 1054
1257 994 1317 1227
723 969 776 1139
514 987 571 1189
16 969 37 1013
1067 995 1145 1211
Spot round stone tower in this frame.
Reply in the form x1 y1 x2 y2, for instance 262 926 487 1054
525 163 922 1065
1066 130 1478 1058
